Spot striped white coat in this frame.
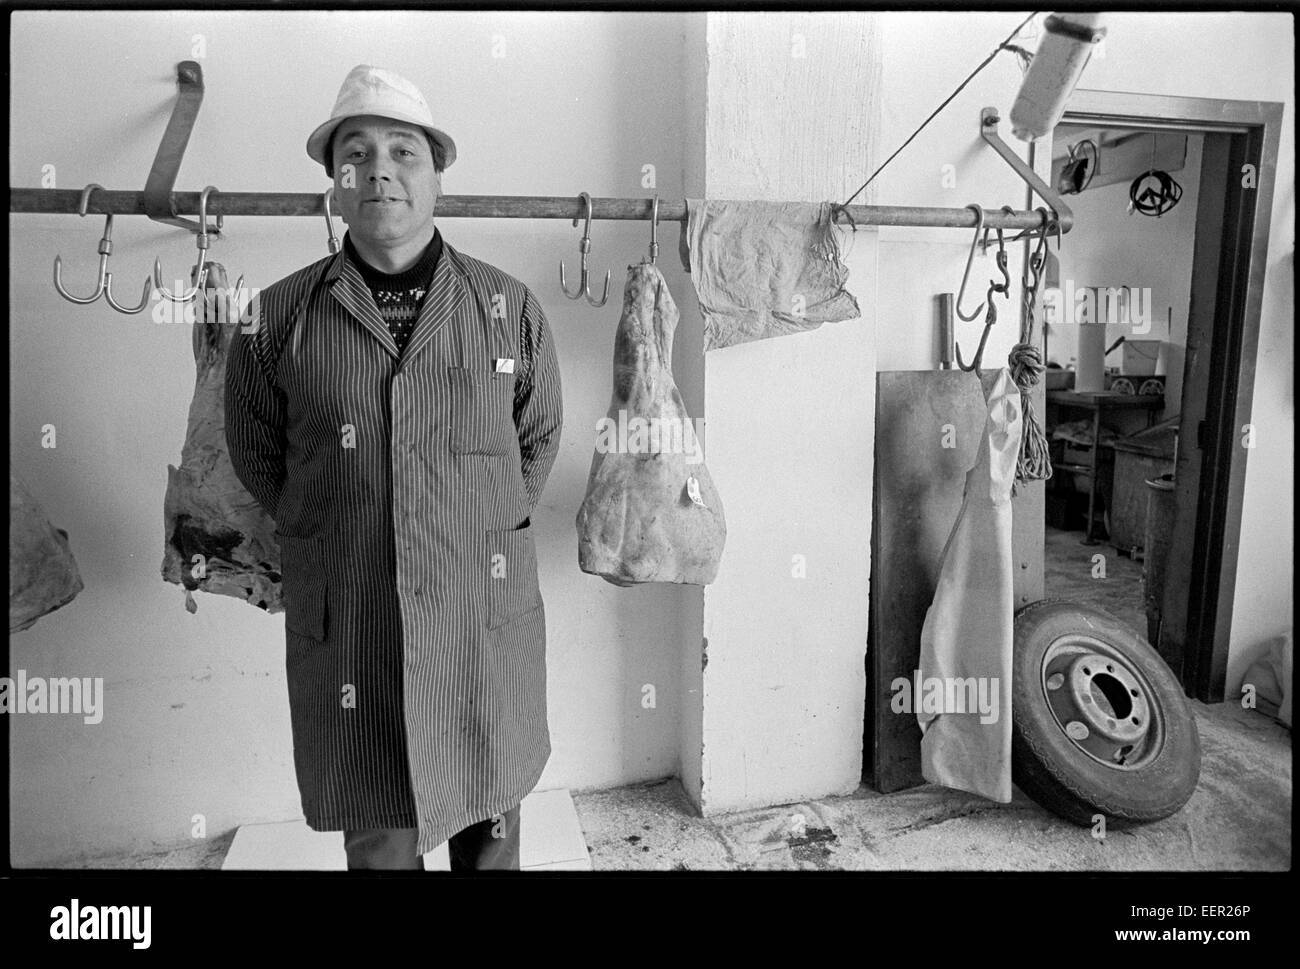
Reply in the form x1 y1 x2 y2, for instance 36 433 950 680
224 229 564 853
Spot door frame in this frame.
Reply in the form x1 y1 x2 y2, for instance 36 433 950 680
1051 89 1284 701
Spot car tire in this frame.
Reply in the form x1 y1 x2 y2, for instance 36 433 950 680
1011 598 1201 825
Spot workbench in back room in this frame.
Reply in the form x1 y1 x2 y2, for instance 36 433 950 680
1046 389 1164 544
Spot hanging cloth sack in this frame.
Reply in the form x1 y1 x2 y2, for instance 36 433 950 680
681 199 860 351
916 369 1023 802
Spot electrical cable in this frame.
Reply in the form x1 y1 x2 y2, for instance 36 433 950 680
837 11 1040 212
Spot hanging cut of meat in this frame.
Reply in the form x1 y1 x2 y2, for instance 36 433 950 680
162 263 283 613
10 469 84 633
577 261 726 586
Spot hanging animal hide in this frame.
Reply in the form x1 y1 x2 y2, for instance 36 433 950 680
162 263 283 613
10 469 84 633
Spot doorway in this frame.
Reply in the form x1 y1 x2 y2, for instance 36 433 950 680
1041 90 1283 703
1039 124 1199 647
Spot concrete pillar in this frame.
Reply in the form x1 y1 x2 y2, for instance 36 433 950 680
680 12 882 814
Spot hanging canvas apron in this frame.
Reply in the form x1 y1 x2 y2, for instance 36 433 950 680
916 368 1023 803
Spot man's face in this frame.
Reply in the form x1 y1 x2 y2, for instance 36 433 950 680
331 115 440 248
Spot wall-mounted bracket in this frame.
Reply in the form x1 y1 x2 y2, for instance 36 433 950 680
980 105 1073 245
143 61 216 235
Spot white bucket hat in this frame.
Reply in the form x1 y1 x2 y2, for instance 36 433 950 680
306 64 457 170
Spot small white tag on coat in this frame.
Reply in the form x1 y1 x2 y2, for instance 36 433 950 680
494 358 515 373
686 475 706 507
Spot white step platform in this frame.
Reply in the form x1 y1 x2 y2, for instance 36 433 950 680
222 788 590 871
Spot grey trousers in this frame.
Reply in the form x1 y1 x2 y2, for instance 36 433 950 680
344 805 522 871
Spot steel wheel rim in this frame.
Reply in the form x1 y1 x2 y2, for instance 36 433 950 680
1039 633 1166 771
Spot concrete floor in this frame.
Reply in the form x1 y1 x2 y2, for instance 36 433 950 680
575 702 1290 871
57 698 1288 871
75 830 236 870
1044 523 1147 633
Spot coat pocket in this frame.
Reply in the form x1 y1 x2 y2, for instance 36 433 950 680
485 522 542 630
276 532 328 642
448 367 516 456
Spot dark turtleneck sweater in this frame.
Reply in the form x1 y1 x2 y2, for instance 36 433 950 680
344 228 443 355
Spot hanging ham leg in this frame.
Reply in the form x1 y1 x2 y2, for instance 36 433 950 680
162 263 283 613
577 261 726 586
10 469 84 633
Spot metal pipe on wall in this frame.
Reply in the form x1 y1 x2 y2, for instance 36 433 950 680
8 189 1061 232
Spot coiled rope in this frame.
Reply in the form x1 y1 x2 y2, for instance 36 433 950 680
1009 222 1054 494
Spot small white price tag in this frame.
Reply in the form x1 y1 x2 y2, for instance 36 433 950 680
494 358 515 373
686 475 705 507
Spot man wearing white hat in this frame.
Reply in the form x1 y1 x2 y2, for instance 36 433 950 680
226 65 564 870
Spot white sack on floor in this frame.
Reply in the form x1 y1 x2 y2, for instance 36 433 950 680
1242 632 1293 727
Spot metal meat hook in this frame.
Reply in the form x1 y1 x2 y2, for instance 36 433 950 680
955 204 986 322
646 194 659 265
154 186 245 306
559 192 611 307
52 184 110 304
53 184 154 313
956 281 1001 374
153 185 218 303
956 217 1012 374
323 188 340 254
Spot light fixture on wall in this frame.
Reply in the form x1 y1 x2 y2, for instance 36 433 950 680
1010 13 1109 142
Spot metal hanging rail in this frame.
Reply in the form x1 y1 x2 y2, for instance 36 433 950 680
12 65 1071 239
8 189 1060 232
